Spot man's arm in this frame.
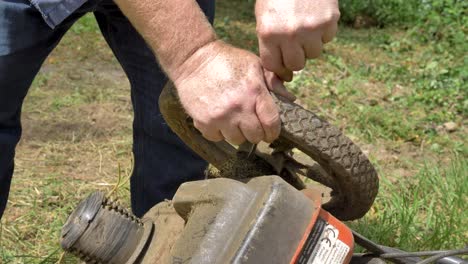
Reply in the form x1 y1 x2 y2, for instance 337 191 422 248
113 0 294 144
112 0 216 80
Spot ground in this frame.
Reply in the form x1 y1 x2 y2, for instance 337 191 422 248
1 0 466 263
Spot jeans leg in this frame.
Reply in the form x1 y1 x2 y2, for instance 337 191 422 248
0 0 89 219
94 0 215 217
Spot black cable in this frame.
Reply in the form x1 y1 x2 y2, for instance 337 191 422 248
416 248 468 264
379 249 467 259
354 248 468 262
352 230 468 263
353 250 453 258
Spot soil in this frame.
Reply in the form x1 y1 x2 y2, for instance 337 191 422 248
14 32 134 184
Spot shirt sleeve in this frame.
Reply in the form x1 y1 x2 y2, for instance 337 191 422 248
29 0 88 28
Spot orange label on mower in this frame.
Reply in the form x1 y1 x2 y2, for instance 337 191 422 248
291 209 354 264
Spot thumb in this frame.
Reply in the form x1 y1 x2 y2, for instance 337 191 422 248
263 70 296 101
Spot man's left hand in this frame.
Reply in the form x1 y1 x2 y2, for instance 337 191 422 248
255 0 340 81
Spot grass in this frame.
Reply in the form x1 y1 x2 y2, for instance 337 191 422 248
1 1 466 263
351 156 467 251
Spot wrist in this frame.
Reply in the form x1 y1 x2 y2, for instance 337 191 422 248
169 39 225 83
164 32 218 80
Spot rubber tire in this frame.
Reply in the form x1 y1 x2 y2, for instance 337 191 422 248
274 95 379 220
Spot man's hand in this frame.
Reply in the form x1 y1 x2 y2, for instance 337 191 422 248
173 41 294 145
113 0 295 144
255 0 340 81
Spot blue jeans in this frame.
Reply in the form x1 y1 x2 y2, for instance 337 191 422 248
0 0 215 218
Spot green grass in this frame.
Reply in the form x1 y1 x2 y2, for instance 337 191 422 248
0 174 80 263
1 0 466 262
0 165 132 263
283 29 466 160
351 157 468 251
70 14 99 34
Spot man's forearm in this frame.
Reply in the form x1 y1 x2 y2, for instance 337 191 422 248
114 0 217 79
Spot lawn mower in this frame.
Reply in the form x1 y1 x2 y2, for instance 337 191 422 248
60 82 467 263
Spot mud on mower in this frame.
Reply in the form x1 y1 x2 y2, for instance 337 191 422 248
60 83 467 264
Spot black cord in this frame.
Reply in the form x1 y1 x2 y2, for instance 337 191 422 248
352 230 468 264
354 248 468 263
352 230 468 263
378 249 468 259
416 248 468 264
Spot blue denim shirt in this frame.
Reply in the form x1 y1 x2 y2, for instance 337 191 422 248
30 0 87 28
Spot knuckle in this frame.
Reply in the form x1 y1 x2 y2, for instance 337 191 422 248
193 119 208 131
303 12 339 30
321 7 340 22
227 99 243 112
282 25 298 39
209 103 236 122
324 12 335 24
334 10 341 21
204 114 218 125
262 112 280 130
302 18 321 30
200 115 219 128
257 24 277 40
258 23 296 40
242 76 264 96
195 122 224 142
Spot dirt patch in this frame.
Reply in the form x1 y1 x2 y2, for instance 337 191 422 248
21 103 131 143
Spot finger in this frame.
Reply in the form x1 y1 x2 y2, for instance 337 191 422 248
322 22 338 44
303 32 323 59
264 71 296 101
255 88 281 143
280 42 306 72
259 39 293 81
221 125 246 145
239 115 265 144
193 120 224 142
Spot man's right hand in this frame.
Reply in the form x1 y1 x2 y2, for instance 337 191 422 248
113 0 295 145
172 41 294 145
